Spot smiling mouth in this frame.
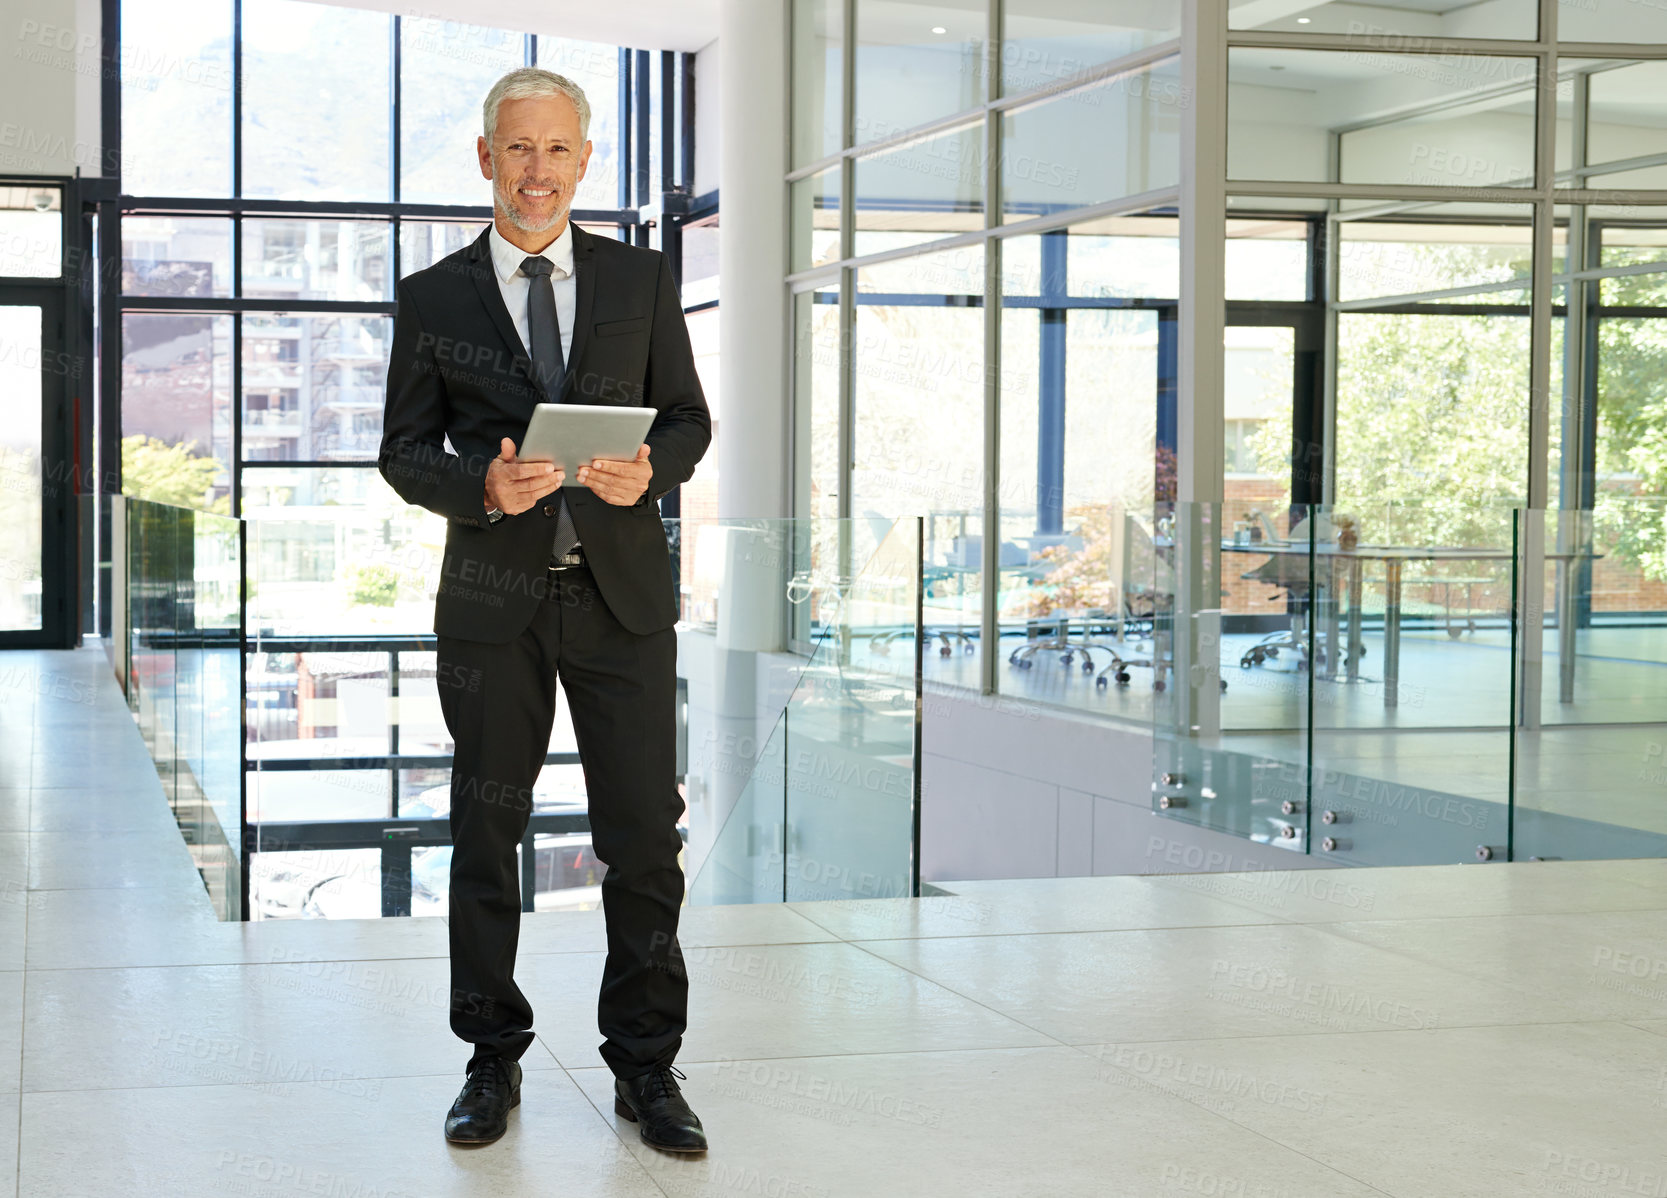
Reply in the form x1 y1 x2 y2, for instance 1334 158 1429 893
519 187 556 199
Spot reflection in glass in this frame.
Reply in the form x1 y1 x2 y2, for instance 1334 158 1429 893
790 169 841 272
122 216 232 298
121 314 234 513
1229 0 1535 38
1586 62 1667 173
853 245 985 518
398 221 486 277
242 219 391 302
852 121 984 258
792 0 844 164
1228 48 1536 189
998 226 1166 713
1001 60 1183 223
853 0 986 146
537 38 624 208
400 17 523 205
1337 213 1536 304
121 0 233 197
1002 0 1179 94
1560 0 1667 45
1225 216 1308 302
241 465 404 511
794 286 842 521
242 0 392 200
241 314 393 463
1332 313 1531 532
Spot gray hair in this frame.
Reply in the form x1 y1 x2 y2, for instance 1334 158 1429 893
482 67 591 146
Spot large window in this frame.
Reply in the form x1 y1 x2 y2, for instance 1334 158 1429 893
788 0 1185 696
119 0 704 523
117 0 710 917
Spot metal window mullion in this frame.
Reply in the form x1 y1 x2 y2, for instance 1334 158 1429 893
660 51 676 195
391 16 401 205
230 0 244 520
785 185 1181 284
680 51 697 192
636 48 652 218
1526 0 1556 516
835 0 856 522
1560 71 1591 518
979 0 1002 697
232 0 243 199
618 49 633 211
1514 0 1558 741
388 648 400 819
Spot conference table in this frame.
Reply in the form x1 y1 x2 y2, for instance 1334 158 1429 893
1220 540 1596 710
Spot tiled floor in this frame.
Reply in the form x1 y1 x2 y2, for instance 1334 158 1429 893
5 646 1667 1196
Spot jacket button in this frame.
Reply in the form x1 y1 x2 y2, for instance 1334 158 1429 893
543 504 555 516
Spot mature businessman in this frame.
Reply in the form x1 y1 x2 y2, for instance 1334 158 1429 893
378 66 711 1151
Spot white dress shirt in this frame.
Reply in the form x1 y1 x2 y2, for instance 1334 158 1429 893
488 219 576 369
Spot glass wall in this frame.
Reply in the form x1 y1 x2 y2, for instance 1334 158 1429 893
787 0 1185 707
786 0 1667 869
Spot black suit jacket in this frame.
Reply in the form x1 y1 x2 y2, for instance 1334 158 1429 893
378 225 711 642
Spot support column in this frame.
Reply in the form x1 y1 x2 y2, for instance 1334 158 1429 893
1175 0 1228 736
717 0 789 518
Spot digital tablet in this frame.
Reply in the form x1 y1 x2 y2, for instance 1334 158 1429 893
518 403 655 484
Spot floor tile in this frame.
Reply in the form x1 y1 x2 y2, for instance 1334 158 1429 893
520 902 841 957
24 892 447 971
1085 1022 1667 1198
26 831 198 892
19 1070 661 1198
1150 859 1667 925
791 874 1292 941
521 941 1056 1068
1319 908 1667 1022
569 1047 1391 1198
21 958 560 1094
25 789 177 835
858 924 1588 1045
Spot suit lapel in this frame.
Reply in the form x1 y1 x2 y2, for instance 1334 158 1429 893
466 227 551 403
557 224 598 403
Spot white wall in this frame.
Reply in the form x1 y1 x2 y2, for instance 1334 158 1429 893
919 686 1337 881
693 37 720 198
2 0 104 178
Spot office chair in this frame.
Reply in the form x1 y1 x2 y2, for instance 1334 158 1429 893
1238 551 1314 670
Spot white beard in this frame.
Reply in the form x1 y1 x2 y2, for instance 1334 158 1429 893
492 173 570 235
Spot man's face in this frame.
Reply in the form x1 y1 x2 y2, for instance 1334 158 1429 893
477 94 592 235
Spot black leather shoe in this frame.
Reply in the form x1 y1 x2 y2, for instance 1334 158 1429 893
614 1065 707 1152
444 1056 521 1144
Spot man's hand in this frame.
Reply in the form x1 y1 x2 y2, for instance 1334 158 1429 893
484 437 562 515
577 444 653 506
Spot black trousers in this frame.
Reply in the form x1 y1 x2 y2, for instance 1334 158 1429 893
435 564 687 1079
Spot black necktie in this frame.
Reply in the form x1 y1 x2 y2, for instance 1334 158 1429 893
521 255 578 557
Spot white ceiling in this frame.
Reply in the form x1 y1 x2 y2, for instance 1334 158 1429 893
306 0 722 52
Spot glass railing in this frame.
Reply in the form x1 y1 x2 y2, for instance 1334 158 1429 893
114 496 244 919
1514 497 1667 860
685 517 922 904
1145 498 1667 866
232 503 921 918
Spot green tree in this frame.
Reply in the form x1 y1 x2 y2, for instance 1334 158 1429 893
121 435 230 514
346 564 400 608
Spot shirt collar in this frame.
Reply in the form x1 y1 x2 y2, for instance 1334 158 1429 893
488 219 575 283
